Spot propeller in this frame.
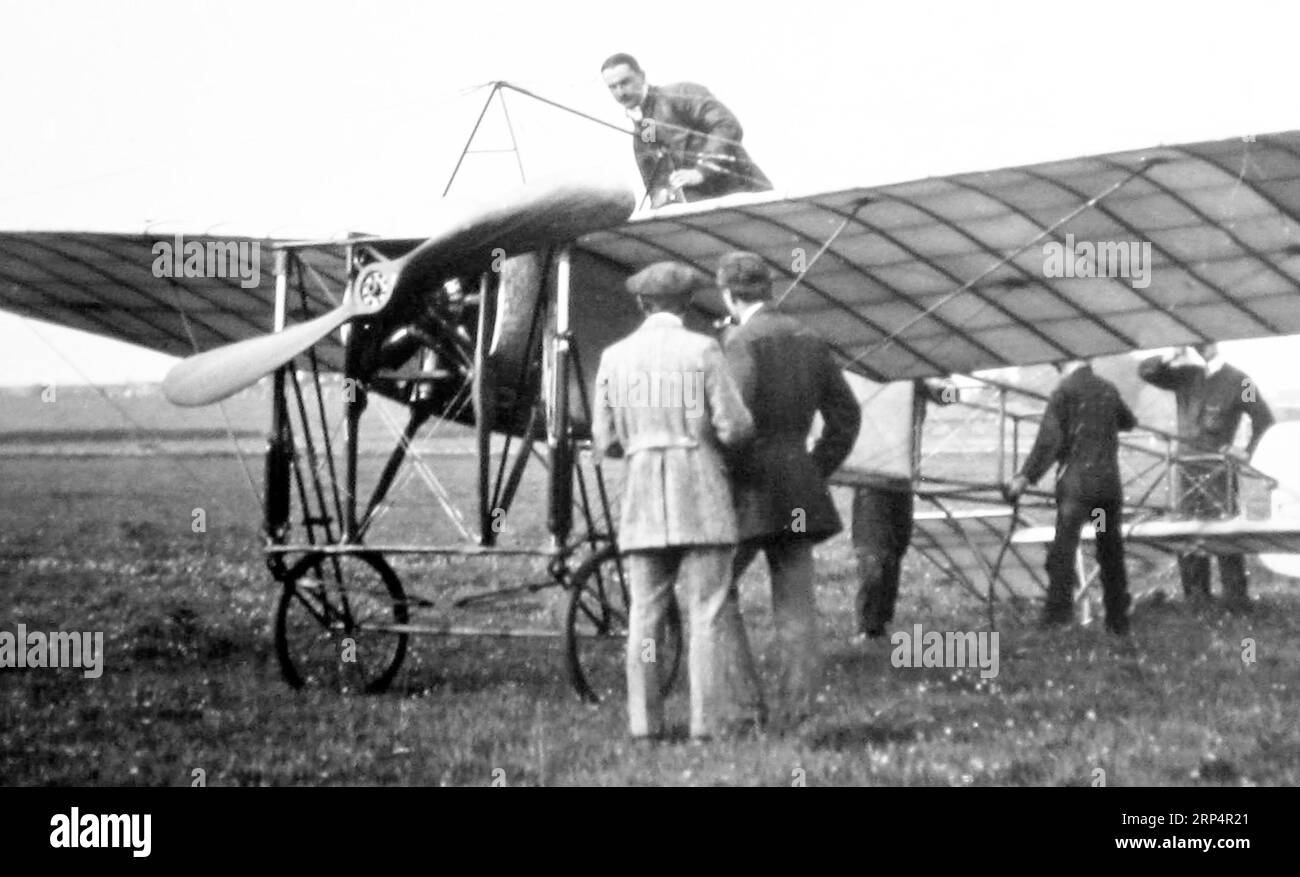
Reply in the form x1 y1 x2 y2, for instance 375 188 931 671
162 173 635 407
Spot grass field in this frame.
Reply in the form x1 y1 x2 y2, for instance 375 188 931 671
2 431 1298 787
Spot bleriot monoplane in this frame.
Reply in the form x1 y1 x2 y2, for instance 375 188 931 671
5 100 1299 697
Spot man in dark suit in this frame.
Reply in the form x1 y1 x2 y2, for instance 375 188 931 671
600 53 772 209
716 251 861 727
1138 342 1275 609
1005 360 1138 634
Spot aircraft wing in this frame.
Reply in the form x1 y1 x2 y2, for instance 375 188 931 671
578 130 1300 380
6 130 1300 382
0 231 420 372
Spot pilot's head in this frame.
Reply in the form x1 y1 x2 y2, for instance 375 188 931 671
601 53 647 110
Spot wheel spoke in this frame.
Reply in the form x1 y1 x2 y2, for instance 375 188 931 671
290 581 336 629
275 552 409 693
565 545 682 703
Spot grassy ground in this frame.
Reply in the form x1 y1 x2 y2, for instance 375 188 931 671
2 443 1298 787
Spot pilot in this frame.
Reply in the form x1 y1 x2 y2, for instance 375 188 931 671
591 261 759 742
1138 342 1275 611
600 53 772 209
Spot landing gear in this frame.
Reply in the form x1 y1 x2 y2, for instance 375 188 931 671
275 551 409 693
565 543 683 704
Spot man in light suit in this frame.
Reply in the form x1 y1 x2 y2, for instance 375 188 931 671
592 261 757 742
717 251 862 728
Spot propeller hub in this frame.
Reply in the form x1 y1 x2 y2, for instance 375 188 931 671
353 264 397 314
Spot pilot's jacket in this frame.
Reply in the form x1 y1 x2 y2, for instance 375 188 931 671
593 311 754 550
631 83 772 204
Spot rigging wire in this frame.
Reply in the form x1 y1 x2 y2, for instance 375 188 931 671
841 165 1156 374
165 280 265 512
499 82 776 194
13 316 252 523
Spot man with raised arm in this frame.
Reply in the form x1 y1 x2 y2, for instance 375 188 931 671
1138 342 1275 611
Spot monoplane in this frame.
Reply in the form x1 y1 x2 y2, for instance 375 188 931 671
5 94 1299 697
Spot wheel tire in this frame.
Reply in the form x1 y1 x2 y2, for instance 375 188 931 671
275 551 409 693
565 543 683 704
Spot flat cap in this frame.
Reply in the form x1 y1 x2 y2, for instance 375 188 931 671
716 251 772 297
625 261 711 298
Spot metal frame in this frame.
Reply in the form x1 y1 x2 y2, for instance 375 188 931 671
903 373 1283 625
265 241 615 553
259 239 643 697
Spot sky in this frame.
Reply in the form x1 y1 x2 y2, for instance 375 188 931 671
2 0 1299 390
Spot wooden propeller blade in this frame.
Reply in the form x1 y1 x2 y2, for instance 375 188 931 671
162 173 635 407
162 303 356 406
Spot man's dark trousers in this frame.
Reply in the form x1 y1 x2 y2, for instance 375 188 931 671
852 486 913 634
1176 463 1247 602
1044 493 1130 627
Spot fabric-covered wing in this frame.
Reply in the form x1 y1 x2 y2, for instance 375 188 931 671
0 232 359 368
578 130 1300 380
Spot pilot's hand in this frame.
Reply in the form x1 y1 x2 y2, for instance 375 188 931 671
669 168 706 189
1002 474 1029 504
649 187 680 209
